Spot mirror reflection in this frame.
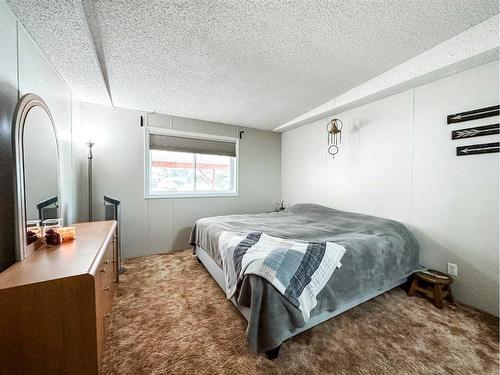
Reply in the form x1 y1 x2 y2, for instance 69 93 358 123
23 106 59 245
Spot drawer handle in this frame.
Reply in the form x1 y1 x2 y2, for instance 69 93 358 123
104 286 110 292
100 268 106 273
103 313 111 338
103 260 109 265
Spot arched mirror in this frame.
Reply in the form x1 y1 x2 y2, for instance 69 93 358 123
13 94 60 260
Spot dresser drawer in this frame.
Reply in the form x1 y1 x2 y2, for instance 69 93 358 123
94 233 117 371
95 240 115 304
101 240 115 314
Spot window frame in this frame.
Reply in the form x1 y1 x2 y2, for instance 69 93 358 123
144 126 239 199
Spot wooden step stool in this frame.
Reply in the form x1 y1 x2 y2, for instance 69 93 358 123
408 270 454 309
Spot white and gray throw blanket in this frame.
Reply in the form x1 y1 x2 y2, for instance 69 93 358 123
219 231 346 321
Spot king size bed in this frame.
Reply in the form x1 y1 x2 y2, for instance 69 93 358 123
189 204 421 358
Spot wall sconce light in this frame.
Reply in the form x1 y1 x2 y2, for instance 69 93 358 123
327 119 343 158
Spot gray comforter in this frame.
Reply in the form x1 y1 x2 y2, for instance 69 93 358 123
189 203 421 353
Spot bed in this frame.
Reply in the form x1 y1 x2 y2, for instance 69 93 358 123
189 203 421 358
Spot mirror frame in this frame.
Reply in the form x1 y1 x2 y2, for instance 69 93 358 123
12 93 60 260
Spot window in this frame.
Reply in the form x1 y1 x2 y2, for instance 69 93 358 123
145 128 238 198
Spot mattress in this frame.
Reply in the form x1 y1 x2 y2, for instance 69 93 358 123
189 203 421 352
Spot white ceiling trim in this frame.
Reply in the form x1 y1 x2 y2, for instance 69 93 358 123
274 15 500 132
81 0 113 105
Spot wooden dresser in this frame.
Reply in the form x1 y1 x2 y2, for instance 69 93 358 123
0 221 118 374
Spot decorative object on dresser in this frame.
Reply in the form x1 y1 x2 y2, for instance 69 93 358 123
0 221 118 375
42 218 63 246
408 269 454 309
58 226 77 241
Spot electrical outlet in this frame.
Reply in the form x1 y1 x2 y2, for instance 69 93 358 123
447 263 458 276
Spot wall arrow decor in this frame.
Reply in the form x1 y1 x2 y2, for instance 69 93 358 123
451 123 499 140
447 105 499 124
456 142 499 156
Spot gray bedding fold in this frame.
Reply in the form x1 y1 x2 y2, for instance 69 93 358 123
189 203 421 353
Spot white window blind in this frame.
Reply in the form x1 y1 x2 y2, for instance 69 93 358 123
149 134 236 157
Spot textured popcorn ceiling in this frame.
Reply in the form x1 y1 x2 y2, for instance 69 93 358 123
7 0 111 105
275 15 500 131
7 0 499 130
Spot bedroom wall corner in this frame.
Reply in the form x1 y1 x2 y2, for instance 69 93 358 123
281 60 500 316
78 104 281 259
410 61 499 316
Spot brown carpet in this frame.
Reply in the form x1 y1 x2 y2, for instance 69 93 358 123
102 250 499 375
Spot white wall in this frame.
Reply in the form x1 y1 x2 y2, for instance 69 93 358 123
282 61 499 316
77 104 281 259
0 1 79 267
16 16 78 225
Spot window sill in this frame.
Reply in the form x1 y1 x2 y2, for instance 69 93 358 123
145 193 239 199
